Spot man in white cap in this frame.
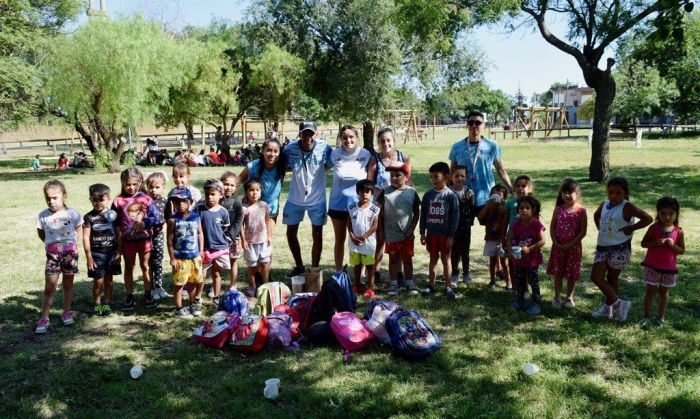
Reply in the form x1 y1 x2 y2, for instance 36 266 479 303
282 121 333 277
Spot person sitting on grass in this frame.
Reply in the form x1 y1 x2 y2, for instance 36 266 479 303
347 179 380 299
82 183 121 317
167 187 204 319
419 161 459 299
32 155 49 172
56 153 69 170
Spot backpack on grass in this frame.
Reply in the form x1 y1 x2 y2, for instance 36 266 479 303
192 311 241 349
256 282 291 316
316 270 356 322
287 293 319 332
230 314 269 353
386 309 442 361
331 311 375 362
217 290 249 316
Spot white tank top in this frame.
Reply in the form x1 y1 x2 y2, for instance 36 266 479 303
597 199 634 247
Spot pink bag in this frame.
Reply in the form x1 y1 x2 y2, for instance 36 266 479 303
331 311 375 362
192 311 241 348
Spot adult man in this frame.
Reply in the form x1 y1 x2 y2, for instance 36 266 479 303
448 111 512 282
283 121 333 276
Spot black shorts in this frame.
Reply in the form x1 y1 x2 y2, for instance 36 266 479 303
88 252 122 279
328 209 350 221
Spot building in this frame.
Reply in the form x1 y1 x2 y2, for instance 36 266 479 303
551 85 595 126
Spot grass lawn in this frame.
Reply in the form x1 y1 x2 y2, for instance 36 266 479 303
1 132 699 418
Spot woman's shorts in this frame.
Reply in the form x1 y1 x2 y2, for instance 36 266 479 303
328 209 350 221
45 242 79 276
483 240 506 257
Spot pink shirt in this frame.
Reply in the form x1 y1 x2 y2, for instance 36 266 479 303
642 223 679 273
510 218 546 268
242 200 269 244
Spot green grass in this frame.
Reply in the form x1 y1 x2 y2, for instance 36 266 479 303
1 133 699 418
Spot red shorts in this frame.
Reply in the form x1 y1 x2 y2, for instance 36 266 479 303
425 235 451 254
385 238 414 257
122 239 152 256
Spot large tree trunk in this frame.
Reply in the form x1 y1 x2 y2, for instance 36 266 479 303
185 123 195 148
108 141 129 173
588 75 615 183
362 121 375 153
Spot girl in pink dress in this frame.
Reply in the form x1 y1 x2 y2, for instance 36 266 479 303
640 197 685 327
547 178 588 309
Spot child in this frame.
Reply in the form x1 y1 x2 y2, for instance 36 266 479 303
378 163 420 296
241 179 273 295
35 180 81 333
420 162 459 299
32 155 48 172
166 163 202 219
83 183 121 316
347 179 380 299
220 172 244 290
167 187 204 318
112 168 161 310
640 196 685 327
477 184 510 289
591 177 653 322
196 179 231 306
145 172 169 300
507 196 546 314
547 178 587 309
449 166 475 285
504 175 534 288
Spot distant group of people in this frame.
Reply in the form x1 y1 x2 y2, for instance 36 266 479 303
32 152 92 172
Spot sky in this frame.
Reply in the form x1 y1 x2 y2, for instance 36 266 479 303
80 0 598 98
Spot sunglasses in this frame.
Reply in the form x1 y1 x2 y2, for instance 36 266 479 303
467 120 483 126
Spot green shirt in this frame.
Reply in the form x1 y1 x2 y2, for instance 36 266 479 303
505 197 518 227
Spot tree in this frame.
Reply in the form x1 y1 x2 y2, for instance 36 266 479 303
43 16 184 172
613 59 678 126
0 0 82 128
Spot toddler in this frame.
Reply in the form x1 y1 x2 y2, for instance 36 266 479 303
477 184 510 289
347 179 380 299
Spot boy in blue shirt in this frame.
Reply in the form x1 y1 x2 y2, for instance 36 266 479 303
196 179 231 307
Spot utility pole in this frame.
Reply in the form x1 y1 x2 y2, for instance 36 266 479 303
87 0 107 17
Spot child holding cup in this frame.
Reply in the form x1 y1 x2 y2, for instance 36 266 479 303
507 196 545 314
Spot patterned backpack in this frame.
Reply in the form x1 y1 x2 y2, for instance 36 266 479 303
385 309 442 361
230 314 269 353
193 311 241 348
256 282 291 316
217 289 249 316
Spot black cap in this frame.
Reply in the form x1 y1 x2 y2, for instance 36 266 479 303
299 121 317 133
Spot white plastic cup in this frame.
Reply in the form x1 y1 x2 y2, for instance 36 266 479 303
264 378 280 400
511 246 522 260
490 193 503 203
523 363 540 376
130 365 143 379
291 275 306 294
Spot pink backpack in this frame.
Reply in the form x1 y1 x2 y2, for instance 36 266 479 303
331 311 375 362
192 311 241 348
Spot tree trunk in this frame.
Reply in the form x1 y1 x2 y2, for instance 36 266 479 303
589 77 615 182
108 141 129 173
185 123 195 148
362 121 375 153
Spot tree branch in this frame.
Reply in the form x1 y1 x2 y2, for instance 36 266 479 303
521 4 587 69
595 1 660 53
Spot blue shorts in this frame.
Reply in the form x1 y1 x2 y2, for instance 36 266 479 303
282 201 327 226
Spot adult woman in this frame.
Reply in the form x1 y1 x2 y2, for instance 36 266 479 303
238 138 285 232
328 125 372 272
366 127 412 282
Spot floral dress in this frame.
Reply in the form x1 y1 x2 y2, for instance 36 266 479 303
546 205 586 281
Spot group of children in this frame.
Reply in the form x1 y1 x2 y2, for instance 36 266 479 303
35 161 685 333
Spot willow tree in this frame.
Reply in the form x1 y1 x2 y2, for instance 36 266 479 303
43 16 183 172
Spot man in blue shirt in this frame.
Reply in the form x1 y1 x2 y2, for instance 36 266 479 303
282 121 333 277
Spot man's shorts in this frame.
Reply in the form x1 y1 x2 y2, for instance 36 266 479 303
45 242 79 276
349 251 375 266
282 201 327 226
425 235 451 254
483 240 506 257
122 239 152 256
594 245 631 270
203 248 231 272
244 242 271 267
385 238 414 258
173 257 203 286
229 237 243 259
328 209 349 221
88 251 122 279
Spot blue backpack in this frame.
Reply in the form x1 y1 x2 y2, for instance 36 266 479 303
386 309 442 361
217 290 250 316
316 270 356 322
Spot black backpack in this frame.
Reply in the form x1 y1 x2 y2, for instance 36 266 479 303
314 269 357 322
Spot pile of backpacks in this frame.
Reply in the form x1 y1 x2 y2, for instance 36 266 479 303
192 270 443 361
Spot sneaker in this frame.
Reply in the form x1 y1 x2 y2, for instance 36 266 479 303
212 296 220 307
387 281 399 296
526 305 541 315
123 294 135 311
421 285 435 295
207 288 216 299
445 287 456 299
591 303 611 319
363 289 376 299
144 292 156 308
488 281 496 289
640 317 651 328
405 280 419 296
657 319 666 327
563 298 575 308
551 299 561 309
190 300 202 317
174 307 193 319
451 274 460 285
35 317 49 334
287 265 306 278
463 273 474 285
61 310 75 325
102 305 112 316
612 300 631 322
360 274 368 288
152 287 171 300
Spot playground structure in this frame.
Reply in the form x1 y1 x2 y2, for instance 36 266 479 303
514 106 569 138
384 109 425 143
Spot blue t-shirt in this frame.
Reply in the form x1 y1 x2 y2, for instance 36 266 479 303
283 139 332 206
172 212 200 259
247 159 283 216
328 146 371 211
448 137 503 207
195 204 230 251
